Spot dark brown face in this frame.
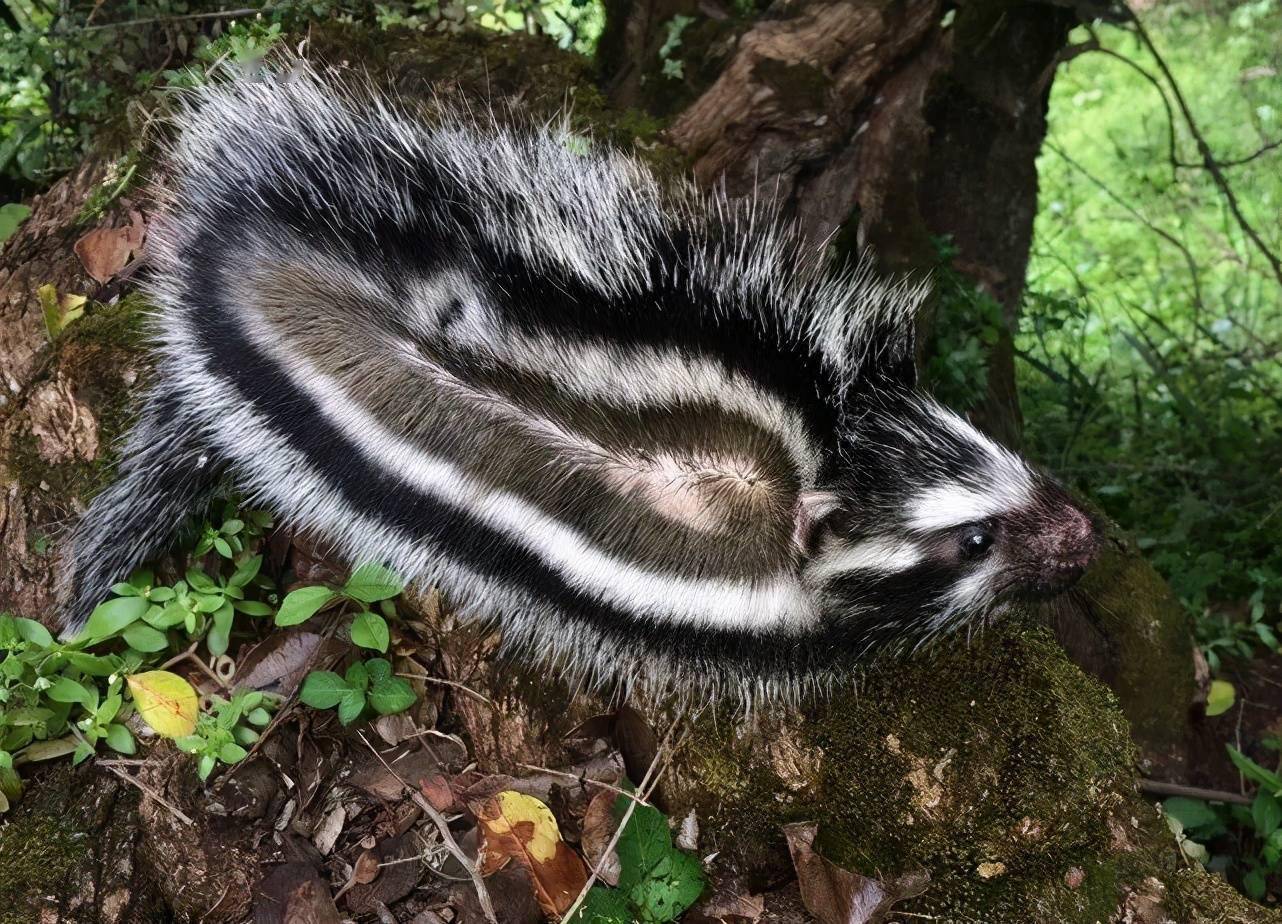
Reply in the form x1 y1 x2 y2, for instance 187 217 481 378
996 481 1101 601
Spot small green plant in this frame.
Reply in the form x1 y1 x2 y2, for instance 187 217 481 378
569 786 705 923
0 494 419 811
299 657 417 725
192 505 273 560
274 562 404 653
657 14 695 80
1162 743 1282 900
175 689 277 779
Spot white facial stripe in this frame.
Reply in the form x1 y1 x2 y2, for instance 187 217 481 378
229 313 816 632
807 538 924 586
907 484 1017 532
934 559 1002 630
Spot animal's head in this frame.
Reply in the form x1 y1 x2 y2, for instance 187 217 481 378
793 335 1099 656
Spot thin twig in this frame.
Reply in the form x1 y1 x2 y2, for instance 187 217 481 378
397 671 494 706
1125 12 1282 289
102 763 195 826
560 707 687 923
515 763 654 808
1139 778 1252 806
81 6 274 30
357 731 497 924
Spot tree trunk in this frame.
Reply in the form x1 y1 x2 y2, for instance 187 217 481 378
0 9 1230 923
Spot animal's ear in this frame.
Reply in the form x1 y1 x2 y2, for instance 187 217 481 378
793 490 842 556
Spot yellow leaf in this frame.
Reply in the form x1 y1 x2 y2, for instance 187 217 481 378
473 789 587 916
126 670 198 738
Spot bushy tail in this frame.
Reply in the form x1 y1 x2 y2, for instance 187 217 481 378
58 392 223 638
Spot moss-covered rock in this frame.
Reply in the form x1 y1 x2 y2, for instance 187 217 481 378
0 764 166 923
663 624 1253 922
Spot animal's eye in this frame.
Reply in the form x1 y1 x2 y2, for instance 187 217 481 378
959 525 994 560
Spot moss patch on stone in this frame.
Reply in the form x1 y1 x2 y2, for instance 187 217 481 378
7 294 150 505
670 625 1143 921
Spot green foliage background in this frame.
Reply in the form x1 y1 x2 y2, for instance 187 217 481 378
1022 3 1282 659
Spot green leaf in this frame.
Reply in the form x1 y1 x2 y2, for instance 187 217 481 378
565 886 632 923
1254 790 1282 838
299 671 348 709
193 593 225 614
228 555 262 588
198 754 216 780
213 537 233 558
46 677 95 708
17 737 78 763
1244 868 1267 900
97 693 122 724
343 564 404 603
0 203 32 244
337 689 366 725
628 849 704 922
185 568 217 593
344 661 370 692
72 741 95 766
365 658 392 684
1227 745 1282 793
174 735 203 754
221 518 244 536
122 622 168 653
206 604 234 657
232 600 273 617
1162 798 1221 837
81 596 149 640
104 723 136 755
1205 679 1235 717
14 618 53 648
64 652 118 676
274 586 336 627
614 796 675 891
350 612 390 652
246 707 271 726
218 742 248 764
368 677 416 715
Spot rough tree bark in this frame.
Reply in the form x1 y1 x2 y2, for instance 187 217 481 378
0 4 1248 922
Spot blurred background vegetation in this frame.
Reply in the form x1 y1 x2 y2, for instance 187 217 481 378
1 0 1280 905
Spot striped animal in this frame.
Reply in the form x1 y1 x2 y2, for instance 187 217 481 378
60 64 1099 698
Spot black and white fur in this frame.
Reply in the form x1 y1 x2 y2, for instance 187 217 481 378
60 63 1098 698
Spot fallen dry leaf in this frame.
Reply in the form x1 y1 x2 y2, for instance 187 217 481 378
283 879 342 924
783 822 929 924
473 789 588 916
253 863 340 924
579 787 623 887
126 670 199 738
676 808 700 852
74 211 145 283
312 805 345 856
420 772 457 813
342 836 421 914
373 712 418 746
687 887 765 923
353 848 380 885
236 629 346 698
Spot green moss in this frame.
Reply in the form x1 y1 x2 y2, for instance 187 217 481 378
1076 537 1195 765
672 625 1141 921
8 295 150 504
0 766 97 922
